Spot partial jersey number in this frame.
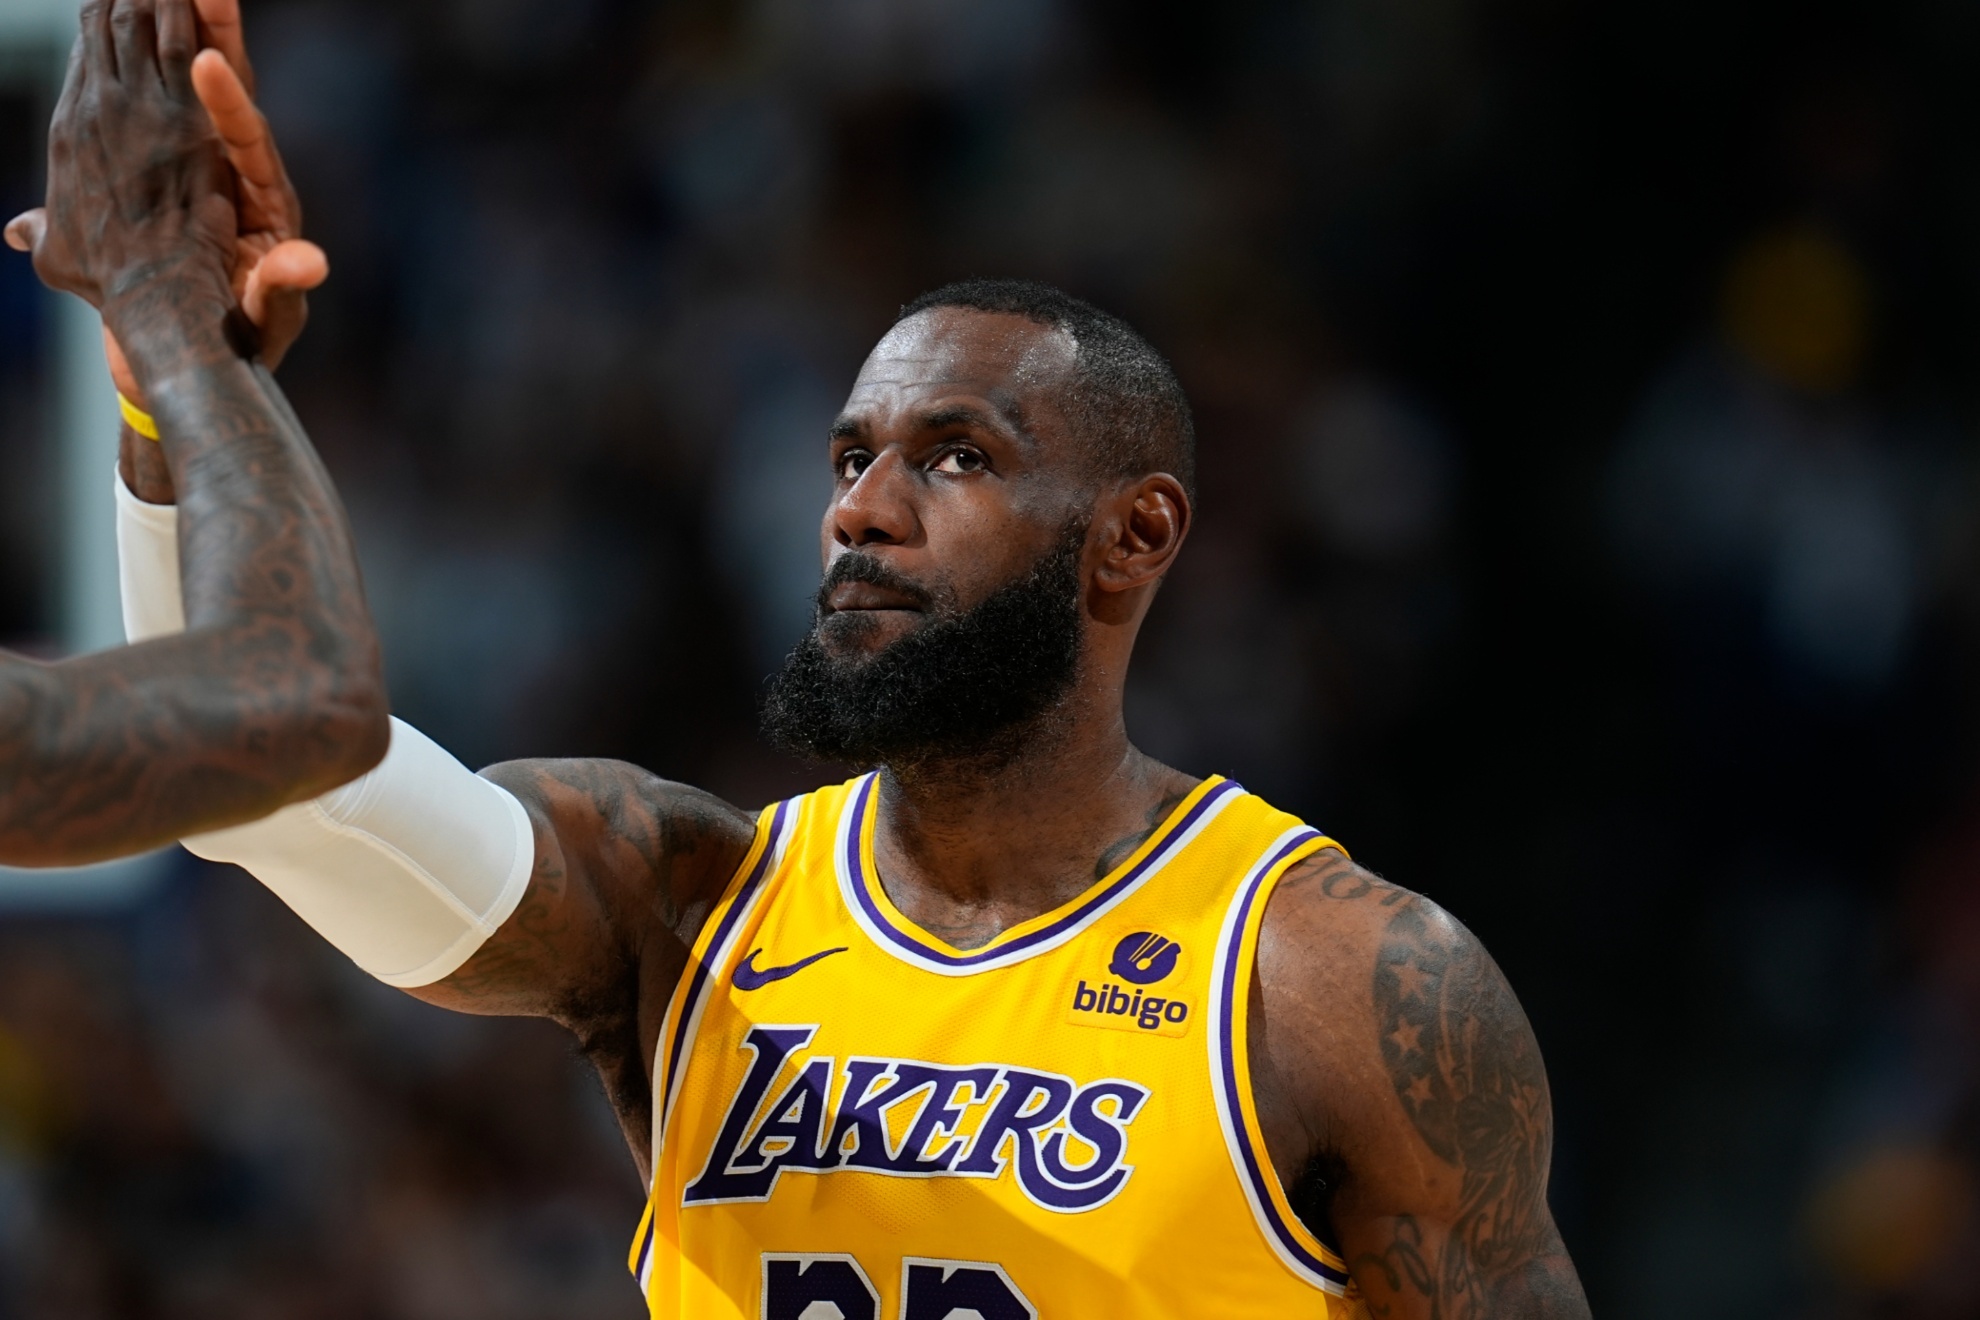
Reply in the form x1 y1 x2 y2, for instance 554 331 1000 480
762 1253 1036 1320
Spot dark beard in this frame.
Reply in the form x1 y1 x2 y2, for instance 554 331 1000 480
760 523 1086 773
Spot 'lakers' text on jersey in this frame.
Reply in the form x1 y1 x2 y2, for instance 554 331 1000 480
630 774 1372 1318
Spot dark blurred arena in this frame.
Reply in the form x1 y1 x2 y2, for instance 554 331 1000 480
4 0 1980 1315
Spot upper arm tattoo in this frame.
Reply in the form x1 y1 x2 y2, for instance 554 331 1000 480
1352 896 1587 1318
411 758 754 1179
1266 850 1585 1318
422 759 753 1024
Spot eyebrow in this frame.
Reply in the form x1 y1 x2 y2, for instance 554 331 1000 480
828 398 1035 444
916 403 1011 435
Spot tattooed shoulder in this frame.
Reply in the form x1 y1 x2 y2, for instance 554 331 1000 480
1258 864 1589 1317
1369 897 1550 1182
1273 846 1412 907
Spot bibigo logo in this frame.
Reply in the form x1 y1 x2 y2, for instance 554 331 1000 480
1065 931 1192 1038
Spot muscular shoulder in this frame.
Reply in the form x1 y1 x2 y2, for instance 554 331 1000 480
1254 849 1545 1169
479 758 758 938
1254 849 1435 1047
1254 850 1584 1315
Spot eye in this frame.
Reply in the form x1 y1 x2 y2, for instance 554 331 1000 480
931 447 987 475
837 450 873 481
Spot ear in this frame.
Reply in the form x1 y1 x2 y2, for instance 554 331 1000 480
1091 473 1191 599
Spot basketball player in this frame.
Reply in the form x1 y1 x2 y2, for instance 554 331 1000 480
90 5 1594 1313
0 0 383 866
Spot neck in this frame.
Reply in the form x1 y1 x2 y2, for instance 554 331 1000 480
869 691 1199 950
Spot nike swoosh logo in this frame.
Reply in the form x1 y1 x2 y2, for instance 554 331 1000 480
731 946 848 991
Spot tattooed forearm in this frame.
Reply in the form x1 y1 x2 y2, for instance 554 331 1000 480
0 341 386 864
0 2 387 864
1353 900 1588 1318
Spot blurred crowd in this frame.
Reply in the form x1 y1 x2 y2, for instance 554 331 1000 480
4 0 1980 1316
0 882 638 1320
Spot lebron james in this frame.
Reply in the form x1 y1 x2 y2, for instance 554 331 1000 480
37 1 1592 1314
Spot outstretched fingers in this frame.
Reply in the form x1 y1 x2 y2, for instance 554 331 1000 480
243 238 328 322
190 49 300 238
107 0 199 98
253 240 328 291
79 0 117 83
190 50 276 185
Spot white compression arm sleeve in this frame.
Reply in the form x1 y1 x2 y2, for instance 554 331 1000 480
116 471 536 987
115 468 186 641
181 720 536 986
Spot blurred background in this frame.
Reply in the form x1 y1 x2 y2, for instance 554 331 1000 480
3 0 1980 1315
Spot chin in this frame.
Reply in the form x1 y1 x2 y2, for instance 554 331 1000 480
817 609 920 658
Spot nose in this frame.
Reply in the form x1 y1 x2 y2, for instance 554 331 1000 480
829 449 920 549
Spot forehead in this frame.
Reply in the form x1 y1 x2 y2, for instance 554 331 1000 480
842 308 1078 426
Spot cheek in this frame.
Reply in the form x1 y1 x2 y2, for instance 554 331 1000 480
920 498 1042 598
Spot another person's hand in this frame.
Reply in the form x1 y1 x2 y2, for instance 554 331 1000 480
183 0 327 368
3 0 326 398
4 0 239 341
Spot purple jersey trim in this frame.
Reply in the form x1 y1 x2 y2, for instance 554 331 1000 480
631 1214 655 1284
845 774 1244 970
660 796 794 1131
1214 828 1355 1289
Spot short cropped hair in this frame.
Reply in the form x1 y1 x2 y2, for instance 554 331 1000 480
897 279 1197 500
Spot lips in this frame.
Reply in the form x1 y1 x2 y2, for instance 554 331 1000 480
825 582 925 614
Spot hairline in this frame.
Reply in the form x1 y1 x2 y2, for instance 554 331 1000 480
888 303 1182 496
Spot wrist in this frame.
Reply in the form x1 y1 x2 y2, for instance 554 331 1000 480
102 271 237 378
119 424 177 505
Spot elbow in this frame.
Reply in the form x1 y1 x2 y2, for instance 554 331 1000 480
324 671 391 784
321 654 392 785
287 635 391 795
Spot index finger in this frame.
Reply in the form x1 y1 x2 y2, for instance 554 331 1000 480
190 49 279 189
191 0 251 95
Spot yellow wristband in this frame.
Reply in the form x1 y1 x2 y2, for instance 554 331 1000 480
118 393 160 441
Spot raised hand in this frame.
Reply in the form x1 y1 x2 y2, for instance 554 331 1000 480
4 0 325 395
0 0 387 864
5 0 238 331
185 0 327 365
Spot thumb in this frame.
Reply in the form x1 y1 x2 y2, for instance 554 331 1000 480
243 240 327 370
254 239 329 294
241 239 327 327
4 208 45 254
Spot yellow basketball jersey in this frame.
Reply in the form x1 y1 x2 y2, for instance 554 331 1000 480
630 773 1370 1318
